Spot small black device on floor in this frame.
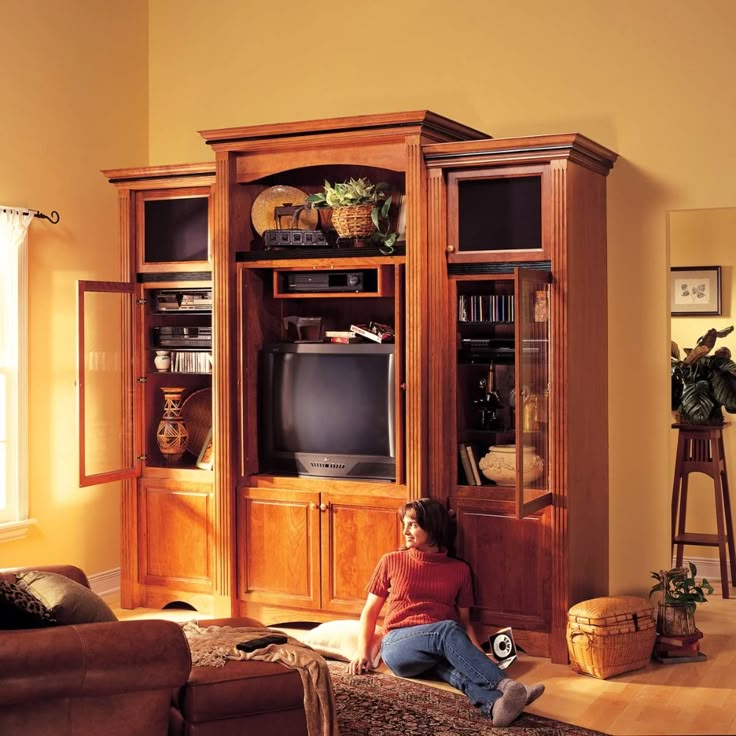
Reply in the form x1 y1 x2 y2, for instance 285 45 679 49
235 634 287 652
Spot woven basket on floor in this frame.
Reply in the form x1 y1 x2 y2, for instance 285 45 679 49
566 596 656 679
331 204 375 238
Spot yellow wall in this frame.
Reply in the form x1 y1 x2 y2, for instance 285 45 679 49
5 0 736 594
670 208 736 554
0 1 148 572
146 0 736 594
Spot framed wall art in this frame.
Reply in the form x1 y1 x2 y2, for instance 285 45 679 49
670 266 722 316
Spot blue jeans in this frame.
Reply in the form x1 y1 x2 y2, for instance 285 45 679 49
381 620 505 710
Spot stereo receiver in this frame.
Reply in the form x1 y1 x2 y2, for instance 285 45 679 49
284 270 371 293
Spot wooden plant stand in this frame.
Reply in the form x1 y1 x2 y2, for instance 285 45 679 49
671 423 736 598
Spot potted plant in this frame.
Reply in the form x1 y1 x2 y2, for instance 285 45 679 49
649 562 714 636
671 325 736 424
306 177 398 254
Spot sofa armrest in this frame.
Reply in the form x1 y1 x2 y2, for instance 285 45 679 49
0 619 191 707
0 564 90 588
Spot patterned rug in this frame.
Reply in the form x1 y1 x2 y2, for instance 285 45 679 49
328 662 606 736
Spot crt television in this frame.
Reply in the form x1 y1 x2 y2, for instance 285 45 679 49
260 342 396 480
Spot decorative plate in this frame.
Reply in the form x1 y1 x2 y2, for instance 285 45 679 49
181 387 212 457
251 185 318 235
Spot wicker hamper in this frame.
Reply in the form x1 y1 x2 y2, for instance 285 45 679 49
566 596 656 679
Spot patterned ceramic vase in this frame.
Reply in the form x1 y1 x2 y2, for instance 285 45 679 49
156 387 189 463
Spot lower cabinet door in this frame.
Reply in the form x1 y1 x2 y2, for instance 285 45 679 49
238 486 322 609
320 492 404 615
138 478 215 599
452 497 552 647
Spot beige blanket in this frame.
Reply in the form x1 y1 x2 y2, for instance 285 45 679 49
181 622 338 736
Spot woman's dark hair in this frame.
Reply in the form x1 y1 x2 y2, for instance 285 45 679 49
400 498 457 556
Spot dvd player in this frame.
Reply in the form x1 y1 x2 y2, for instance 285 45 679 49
285 270 367 293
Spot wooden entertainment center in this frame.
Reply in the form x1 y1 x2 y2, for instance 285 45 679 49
80 111 617 662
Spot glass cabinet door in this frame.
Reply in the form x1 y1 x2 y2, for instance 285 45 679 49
451 267 552 519
514 267 552 518
77 280 138 486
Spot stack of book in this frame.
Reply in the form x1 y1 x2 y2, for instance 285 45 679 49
324 323 395 344
653 630 706 664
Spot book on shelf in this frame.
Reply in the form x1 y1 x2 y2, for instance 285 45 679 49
349 322 395 343
458 443 476 485
324 329 362 344
196 428 213 470
329 336 363 344
465 444 483 486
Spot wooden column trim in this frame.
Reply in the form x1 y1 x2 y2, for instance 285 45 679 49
405 136 428 500
426 168 450 502
211 151 236 613
118 187 138 609
549 160 570 663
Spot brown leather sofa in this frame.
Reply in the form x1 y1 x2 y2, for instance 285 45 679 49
1 566 309 736
0 565 191 736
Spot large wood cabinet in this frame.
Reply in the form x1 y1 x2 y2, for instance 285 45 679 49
424 135 617 660
80 163 220 613
83 114 616 662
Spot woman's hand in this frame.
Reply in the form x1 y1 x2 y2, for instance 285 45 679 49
347 656 369 675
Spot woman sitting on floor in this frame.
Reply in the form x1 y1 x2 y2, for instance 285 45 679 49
348 497 545 727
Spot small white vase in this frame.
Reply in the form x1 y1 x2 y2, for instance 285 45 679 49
154 350 172 372
478 444 544 486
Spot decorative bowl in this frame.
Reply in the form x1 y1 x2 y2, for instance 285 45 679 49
478 444 544 486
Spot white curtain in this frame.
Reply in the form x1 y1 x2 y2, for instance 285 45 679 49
0 207 33 523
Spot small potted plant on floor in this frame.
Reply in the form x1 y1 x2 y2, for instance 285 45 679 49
671 325 736 424
307 177 398 254
649 562 714 636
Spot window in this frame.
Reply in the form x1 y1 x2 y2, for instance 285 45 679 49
0 209 33 540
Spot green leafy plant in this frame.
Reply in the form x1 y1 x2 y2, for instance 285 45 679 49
671 325 736 424
306 177 399 255
649 562 714 608
306 177 390 208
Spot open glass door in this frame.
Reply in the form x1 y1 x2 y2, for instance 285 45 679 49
514 267 553 518
78 280 139 486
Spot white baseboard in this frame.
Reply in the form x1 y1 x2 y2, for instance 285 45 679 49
88 567 120 597
670 554 723 583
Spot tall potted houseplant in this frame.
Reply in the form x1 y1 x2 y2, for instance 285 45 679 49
671 325 736 424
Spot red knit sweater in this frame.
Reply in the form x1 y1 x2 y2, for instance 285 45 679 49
366 548 474 631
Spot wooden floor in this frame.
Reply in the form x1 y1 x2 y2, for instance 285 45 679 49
108 587 736 736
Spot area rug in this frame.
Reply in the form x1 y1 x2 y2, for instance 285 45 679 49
328 662 606 736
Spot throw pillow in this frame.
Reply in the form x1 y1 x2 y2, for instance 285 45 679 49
299 619 383 669
16 570 117 625
0 579 56 629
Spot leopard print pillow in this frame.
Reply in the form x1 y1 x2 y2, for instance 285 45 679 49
0 579 56 629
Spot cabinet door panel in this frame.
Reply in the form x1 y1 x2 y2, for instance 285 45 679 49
321 493 403 614
239 487 321 609
139 479 213 592
453 498 551 630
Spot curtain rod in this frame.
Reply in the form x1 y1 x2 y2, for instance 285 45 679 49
1 205 60 224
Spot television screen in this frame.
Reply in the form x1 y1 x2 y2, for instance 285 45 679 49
260 343 395 479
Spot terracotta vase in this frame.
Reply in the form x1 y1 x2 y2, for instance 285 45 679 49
156 387 189 463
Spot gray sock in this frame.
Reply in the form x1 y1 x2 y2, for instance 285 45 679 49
524 682 545 705
491 678 527 727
